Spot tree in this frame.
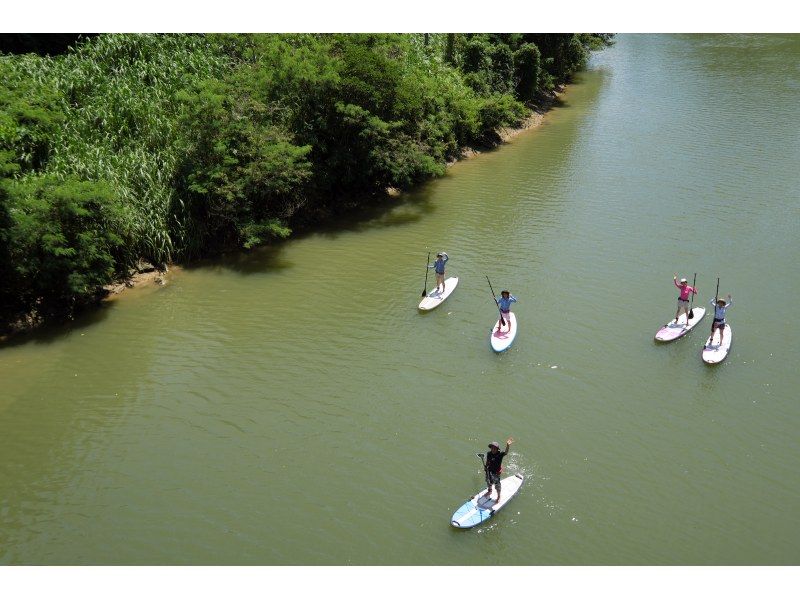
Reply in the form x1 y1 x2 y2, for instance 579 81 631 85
513 43 542 103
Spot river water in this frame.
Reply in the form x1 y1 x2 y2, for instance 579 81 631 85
1 34 799 565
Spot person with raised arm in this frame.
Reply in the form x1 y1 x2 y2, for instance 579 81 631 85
482 437 513 504
495 290 517 333
707 294 733 348
673 274 698 327
428 252 449 294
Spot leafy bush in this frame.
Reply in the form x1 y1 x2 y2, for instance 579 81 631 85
176 77 312 252
1 176 127 316
0 57 65 175
476 94 529 142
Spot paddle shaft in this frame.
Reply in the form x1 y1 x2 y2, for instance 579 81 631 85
689 272 697 319
485 276 506 326
477 453 490 488
422 251 430 297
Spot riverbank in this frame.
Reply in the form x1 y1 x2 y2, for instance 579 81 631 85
0 263 171 343
0 87 564 344
2 35 609 334
103 89 562 294
0 92 553 338
453 88 560 163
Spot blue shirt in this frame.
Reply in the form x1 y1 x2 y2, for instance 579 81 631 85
710 297 733 320
497 295 517 311
430 255 449 274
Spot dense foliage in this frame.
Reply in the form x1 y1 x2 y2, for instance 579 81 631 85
0 33 610 327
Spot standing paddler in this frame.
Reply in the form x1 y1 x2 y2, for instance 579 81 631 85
428 252 449 294
481 437 513 504
673 274 698 326
495 290 517 333
707 294 733 348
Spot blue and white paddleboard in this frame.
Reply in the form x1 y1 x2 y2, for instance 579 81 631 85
451 473 524 528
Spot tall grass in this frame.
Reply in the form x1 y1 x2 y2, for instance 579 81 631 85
4 34 231 265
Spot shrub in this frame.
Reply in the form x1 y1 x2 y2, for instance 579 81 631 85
1 176 127 316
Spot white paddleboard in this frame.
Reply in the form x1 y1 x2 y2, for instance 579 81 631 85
655 307 706 342
702 324 733 364
490 312 517 352
451 473 524 528
418 277 459 311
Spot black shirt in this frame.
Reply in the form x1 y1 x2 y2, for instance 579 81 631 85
485 450 507 474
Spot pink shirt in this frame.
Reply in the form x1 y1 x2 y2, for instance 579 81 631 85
674 279 697 300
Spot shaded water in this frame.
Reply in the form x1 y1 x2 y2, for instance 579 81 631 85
1 34 799 564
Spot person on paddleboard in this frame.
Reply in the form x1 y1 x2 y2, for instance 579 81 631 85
673 274 698 326
707 294 733 348
495 291 517 333
428 252 449 294
482 438 513 503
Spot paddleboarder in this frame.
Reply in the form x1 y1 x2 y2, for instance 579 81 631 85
428 252 449 294
707 294 733 348
483 438 513 503
495 290 517 333
673 274 698 326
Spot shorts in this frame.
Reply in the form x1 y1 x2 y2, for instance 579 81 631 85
677 299 690 308
487 471 501 487
712 319 726 329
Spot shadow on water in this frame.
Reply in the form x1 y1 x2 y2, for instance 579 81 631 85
179 242 297 277
181 179 439 277
302 182 438 239
2 171 441 345
0 301 114 351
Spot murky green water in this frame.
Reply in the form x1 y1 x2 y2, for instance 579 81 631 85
2 34 799 565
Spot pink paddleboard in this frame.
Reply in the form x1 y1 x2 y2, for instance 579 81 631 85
655 307 706 342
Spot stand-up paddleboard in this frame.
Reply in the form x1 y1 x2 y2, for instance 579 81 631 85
490 312 517 352
655 307 706 342
702 325 733 364
451 473 524 528
419 277 459 311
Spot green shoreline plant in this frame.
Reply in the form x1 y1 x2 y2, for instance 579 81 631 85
0 33 611 330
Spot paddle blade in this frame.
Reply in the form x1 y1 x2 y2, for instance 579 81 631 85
689 309 694 319
421 290 426 297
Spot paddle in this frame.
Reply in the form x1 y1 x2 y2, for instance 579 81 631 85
485 276 506 327
421 251 430 297
476 453 490 492
688 272 697 320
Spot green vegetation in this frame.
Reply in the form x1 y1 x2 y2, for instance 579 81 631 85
0 33 611 329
